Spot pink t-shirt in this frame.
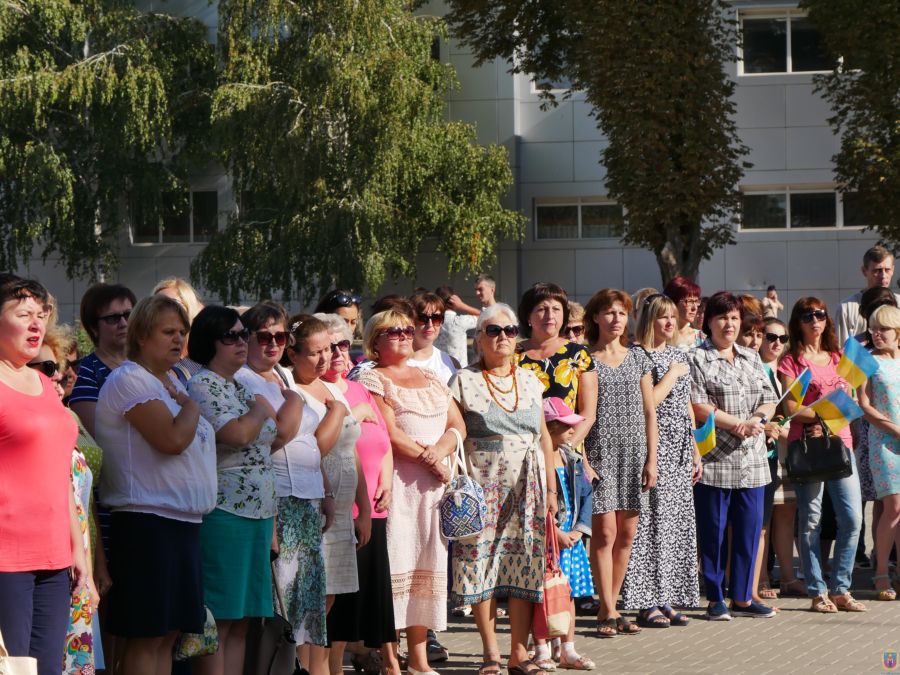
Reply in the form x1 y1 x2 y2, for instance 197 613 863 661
778 352 853 448
0 374 78 571
344 380 390 519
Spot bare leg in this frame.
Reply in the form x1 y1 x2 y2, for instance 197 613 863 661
471 597 501 665
875 495 900 583
329 641 346 675
194 620 234 675
751 527 768 603
121 633 178 675
507 597 534 668
590 512 618 621
405 626 429 673
610 511 639 603
380 642 401 675
873 499 884 557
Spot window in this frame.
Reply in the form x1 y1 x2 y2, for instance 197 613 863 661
842 192 869 227
535 199 624 240
740 11 832 74
740 188 863 230
133 190 219 244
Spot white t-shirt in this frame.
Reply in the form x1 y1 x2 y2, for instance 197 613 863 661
408 346 458 385
96 360 217 522
433 310 477 367
837 290 900 343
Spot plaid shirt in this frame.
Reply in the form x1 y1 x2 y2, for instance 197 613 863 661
690 340 777 489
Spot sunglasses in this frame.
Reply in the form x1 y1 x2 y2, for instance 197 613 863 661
332 292 362 308
564 324 584 337
378 326 415 340
98 310 131 325
800 309 827 324
330 340 351 353
219 328 251 345
27 360 59 377
482 324 520 338
765 332 789 344
255 330 288 347
416 312 444 326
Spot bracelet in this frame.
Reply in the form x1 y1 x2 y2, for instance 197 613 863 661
547 489 558 495
323 491 335 499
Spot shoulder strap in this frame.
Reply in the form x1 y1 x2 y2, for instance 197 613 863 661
446 427 466 479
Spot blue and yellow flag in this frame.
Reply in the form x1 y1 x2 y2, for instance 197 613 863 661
808 389 865 436
693 410 716 456
837 337 879 389
786 368 812 404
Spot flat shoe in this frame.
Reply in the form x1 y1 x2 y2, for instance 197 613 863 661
660 604 690 626
595 617 617 638
557 655 595 670
810 596 837 613
615 616 641 635
828 593 867 612
636 608 670 628
508 659 548 675
478 661 503 675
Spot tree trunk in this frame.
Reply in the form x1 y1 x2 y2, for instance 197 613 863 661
657 232 701 285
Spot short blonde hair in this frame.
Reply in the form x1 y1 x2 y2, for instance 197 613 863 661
363 309 412 361
42 324 72 365
153 277 204 323
635 294 678 347
869 304 900 332
568 301 585 323
126 295 189 360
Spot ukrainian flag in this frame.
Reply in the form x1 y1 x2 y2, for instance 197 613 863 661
837 337 879 389
808 389 865 436
693 410 716 457
786 368 812 404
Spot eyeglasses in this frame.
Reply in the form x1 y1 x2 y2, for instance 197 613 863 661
27 360 59 377
97 310 131 325
800 309 827 324
254 330 288 347
378 326 415 340
765 332 789 344
416 312 444 326
219 328 251 345
564 324 584 337
330 340 351 352
482 324 520 338
679 297 700 307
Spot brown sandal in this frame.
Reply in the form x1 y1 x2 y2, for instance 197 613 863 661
779 579 806 597
810 595 838 613
828 593 867 612
757 582 778 600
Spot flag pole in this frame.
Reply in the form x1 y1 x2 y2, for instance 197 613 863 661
773 367 809 411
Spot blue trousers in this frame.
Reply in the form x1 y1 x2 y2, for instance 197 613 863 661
694 483 764 603
0 568 71 675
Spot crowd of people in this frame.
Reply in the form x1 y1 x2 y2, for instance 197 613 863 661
1 246 899 675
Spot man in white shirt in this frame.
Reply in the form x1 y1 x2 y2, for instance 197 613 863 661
474 274 498 308
837 245 900 343
434 284 480 367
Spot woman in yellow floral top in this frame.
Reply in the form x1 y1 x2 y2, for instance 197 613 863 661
515 283 598 451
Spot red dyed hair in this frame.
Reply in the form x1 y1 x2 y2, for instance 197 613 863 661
663 276 702 304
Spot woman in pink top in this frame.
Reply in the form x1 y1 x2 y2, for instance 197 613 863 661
316 313 399 675
778 297 865 614
0 273 94 675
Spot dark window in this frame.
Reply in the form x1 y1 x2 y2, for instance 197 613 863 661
790 192 835 228
791 18 832 72
535 205 578 239
132 201 159 243
742 18 787 74
742 194 787 229
581 204 624 238
161 191 190 242
842 192 868 227
192 191 218 241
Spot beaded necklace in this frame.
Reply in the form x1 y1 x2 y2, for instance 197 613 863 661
481 362 519 413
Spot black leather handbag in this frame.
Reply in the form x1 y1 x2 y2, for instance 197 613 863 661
785 418 853 484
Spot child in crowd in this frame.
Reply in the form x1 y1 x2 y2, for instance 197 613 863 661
532 398 596 671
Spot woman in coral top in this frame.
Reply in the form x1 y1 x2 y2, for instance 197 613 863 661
0 273 95 675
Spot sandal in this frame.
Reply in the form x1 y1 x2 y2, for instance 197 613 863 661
779 579 806 597
595 617 617 638
478 661 503 675
757 582 778 599
557 655 595 671
660 604 690 626
534 658 556 672
615 616 641 635
828 593 867 612
873 574 897 601
636 608 670 628
810 595 838 613
508 659 548 675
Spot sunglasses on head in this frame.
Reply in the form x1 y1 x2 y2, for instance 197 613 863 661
330 340 351 353
416 312 444 326
564 324 584 337
27 360 59 378
643 293 668 307
98 310 131 325
800 309 827 324
765 332 789 344
332 292 362 308
219 328 251 345
482 324 519 338
378 326 415 340
254 330 288 347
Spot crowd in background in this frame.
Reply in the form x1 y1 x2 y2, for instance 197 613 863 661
1 247 899 675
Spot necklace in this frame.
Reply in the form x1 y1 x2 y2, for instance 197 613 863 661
482 363 519 412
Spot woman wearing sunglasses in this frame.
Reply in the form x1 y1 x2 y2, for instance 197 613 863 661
407 292 459 385
356 310 465 675
186 306 279 675
778 298 865 614
315 289 363 337
564 301 587 345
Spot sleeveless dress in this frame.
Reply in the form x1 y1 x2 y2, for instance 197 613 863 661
356 368 451 631
868 357 900 498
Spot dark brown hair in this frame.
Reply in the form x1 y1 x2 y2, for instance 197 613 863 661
517 282 570 339
584 288 632 346
409 292 446 316
701 291 742 337
787 297 840 358
79 283 137 344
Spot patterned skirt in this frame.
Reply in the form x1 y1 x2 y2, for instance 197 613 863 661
273 497 327 646
451 445 546 606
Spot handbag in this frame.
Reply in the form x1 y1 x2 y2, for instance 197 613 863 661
533 514 572 640
438 428 487 541
174 606 218 660
785 417 853 484
0 627 38 675
243 563 297 675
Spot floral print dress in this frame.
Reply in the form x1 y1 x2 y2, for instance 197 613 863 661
64 450 95 675
868 356 900 498
514 341 593 410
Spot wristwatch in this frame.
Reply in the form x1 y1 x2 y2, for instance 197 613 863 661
324 491 335 499
751 412 768 425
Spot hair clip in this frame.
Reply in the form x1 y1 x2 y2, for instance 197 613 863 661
290 320 304 332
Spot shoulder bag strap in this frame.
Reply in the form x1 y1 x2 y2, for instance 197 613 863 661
446 427 466 479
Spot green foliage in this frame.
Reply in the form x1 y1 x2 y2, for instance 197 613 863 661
192 0 522 303
445 0 748 282
802 1 900 248
0 0 216 278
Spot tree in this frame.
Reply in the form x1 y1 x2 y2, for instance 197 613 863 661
802 1 900 248
191 0 522 303
0 0 215 279
444 0 749 283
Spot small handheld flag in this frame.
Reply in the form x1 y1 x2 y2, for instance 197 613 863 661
786 368 811 404
693 410 716 457
807 389 865 436
837 337 879 389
